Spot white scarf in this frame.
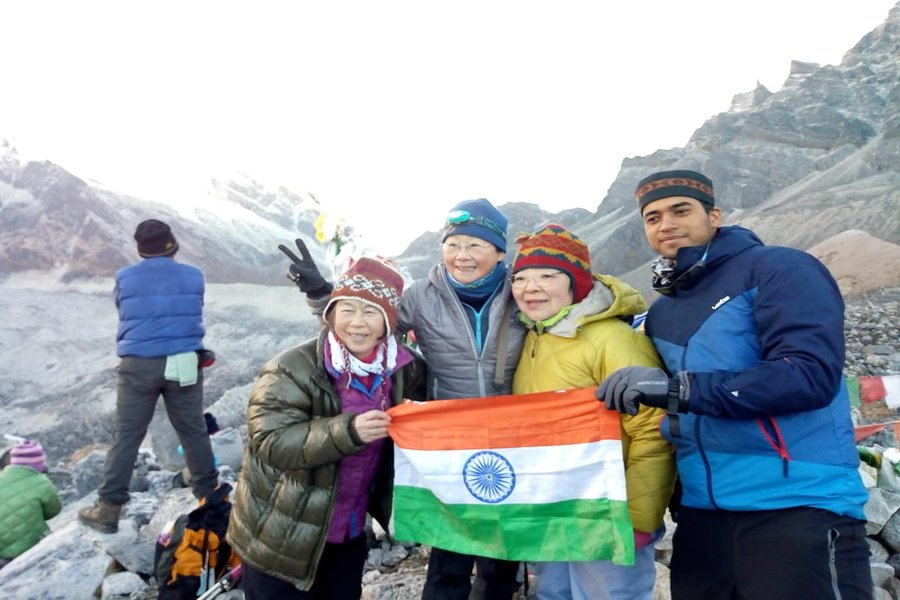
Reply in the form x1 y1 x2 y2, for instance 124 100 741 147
327 330 398 378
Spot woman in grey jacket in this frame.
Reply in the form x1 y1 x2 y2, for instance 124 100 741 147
284 198 525 600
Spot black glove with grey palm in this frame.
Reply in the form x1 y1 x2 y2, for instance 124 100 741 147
596 366 691 415
278 239 333 298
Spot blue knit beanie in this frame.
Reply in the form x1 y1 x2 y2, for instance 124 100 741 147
442 198 508 252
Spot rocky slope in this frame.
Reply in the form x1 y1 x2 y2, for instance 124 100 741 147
0 286 895 600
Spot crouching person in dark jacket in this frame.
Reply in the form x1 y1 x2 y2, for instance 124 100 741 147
227 257 425 599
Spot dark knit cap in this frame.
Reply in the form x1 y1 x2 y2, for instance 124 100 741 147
442 198 508 252
134 219 179 258
325 257 405 334
512 224 593 303
635 170 714 212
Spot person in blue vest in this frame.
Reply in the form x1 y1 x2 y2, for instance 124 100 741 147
79 219 218 534
597 170 871 599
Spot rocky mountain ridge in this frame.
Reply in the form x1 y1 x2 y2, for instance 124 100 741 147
396 3 900 280
0 146 325 284
2 3 899 287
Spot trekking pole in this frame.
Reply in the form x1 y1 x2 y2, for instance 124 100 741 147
197 531 213 594
196 564 242 600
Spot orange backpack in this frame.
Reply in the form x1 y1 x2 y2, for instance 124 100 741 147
154 484 241 599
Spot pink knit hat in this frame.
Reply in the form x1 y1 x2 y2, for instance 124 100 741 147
10 440 47 472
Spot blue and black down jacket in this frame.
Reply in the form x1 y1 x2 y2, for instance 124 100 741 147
647 226 867 520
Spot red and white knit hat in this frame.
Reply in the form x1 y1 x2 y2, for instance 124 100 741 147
10 440 47 472
324 257 405 334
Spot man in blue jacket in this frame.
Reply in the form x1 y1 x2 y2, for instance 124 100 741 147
79 219 218 534
597 170 871 599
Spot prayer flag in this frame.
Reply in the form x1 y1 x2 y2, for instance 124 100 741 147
388 388 634 565
848 375 900 409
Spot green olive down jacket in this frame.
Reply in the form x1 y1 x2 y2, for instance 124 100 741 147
227 334 425 590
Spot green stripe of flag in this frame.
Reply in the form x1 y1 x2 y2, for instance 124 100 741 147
393 485 635 565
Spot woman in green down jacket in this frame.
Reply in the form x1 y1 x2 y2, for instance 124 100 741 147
509 225 675 600
0 440 61 568
227 257 425 599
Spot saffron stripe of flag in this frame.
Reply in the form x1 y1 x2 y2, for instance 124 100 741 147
388 388 634 565
388 387 623 450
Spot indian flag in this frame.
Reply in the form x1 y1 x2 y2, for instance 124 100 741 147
387 388 634 565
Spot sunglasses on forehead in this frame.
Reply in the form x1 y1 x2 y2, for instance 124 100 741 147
445 210 506 239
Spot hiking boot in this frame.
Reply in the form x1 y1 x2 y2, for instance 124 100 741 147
78 498 122 533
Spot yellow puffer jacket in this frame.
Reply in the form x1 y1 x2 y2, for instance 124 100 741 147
513 274 675 533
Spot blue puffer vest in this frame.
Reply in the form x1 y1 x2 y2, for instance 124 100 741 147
115 257 205 358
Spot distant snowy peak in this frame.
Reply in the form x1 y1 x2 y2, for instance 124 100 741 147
208 172 322 229
4 4 900 287
0 155 328 284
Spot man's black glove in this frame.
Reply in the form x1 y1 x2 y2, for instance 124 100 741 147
596 366 691 415
277 239 333 298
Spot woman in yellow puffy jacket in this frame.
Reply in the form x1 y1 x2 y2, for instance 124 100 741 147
510 224 675 600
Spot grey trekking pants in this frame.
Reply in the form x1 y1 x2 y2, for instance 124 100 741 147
99 355 218 505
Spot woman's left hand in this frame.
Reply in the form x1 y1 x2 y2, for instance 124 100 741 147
353 410 392 443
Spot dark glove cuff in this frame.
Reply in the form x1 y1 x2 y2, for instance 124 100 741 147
348 415 364 446
306 282 334 299
667 374 690 413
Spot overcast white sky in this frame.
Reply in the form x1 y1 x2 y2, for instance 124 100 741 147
0 1 896 254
